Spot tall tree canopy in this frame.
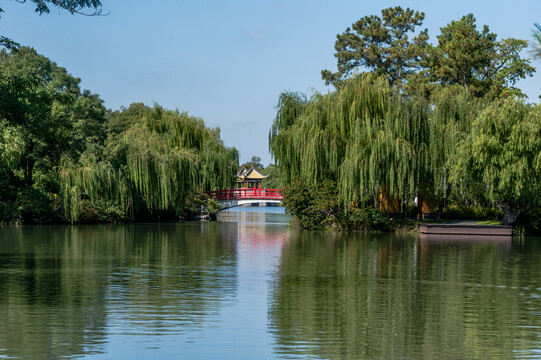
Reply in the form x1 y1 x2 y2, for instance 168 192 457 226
321 6 429 87
0 48 236 224
425 14 534 98
0 46 107 187
240 156 263 171
0 47 107 223
322 9 534 100
271 74 430 207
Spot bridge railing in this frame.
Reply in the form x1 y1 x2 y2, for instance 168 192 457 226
206 188 283 201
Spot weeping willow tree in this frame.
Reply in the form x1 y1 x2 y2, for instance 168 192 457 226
270 76 394 194
452 100 541 225
425 87 483 219
59 104 238 223
270 74 426 209
337 77 429 208
270 74 484 221
269 91 308 184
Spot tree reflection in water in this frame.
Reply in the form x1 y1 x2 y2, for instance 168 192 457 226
0 223 239 359
268 231 541 359
2 217 541 359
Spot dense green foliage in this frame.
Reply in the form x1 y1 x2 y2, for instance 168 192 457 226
59 104 238 223
261 164 283 189
0 47 107 223
0 48 238 224
271 75 460 210
0 48 107 184
240 156 263 171
270 74 541 229
282 179 390 231
275 9 539 231
453 100 541 224
421 14 534 98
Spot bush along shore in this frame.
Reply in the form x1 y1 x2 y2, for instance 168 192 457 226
280 179 538 234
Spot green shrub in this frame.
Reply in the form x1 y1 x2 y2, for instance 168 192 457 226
514 208 541 235
0 201 20 224
93 200 125 223
75 199 126 223
180 191 220 220
282 179 341 230
442 205 502 220
349 207 391 231
16 187 56 224
283 179 392 231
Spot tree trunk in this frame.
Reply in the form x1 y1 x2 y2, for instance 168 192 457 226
501 209 522 225
23 158 34 186
125 199 131 218
501 201 525 225
435 184 452 222
22 141 35 186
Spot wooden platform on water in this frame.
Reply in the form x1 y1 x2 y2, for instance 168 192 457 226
419 222 512 236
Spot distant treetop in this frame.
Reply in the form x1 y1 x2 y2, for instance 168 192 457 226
322 8 535 99
321 6 429 87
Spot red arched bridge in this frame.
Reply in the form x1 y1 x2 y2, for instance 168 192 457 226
206 188 283 209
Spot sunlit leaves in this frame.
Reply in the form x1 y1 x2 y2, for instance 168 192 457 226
453 100 541 223
0 46 106 186
271 74 428 207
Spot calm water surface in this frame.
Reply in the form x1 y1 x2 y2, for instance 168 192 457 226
1 207 541 359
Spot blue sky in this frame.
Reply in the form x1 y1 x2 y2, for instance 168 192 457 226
2 0 541 165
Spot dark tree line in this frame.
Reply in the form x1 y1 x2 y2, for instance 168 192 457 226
0 48 238 224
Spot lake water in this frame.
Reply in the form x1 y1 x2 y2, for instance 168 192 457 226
1 207 541 359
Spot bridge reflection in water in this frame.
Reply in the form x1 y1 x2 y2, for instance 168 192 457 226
206 188 283 209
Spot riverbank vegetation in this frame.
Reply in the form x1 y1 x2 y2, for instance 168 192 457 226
0 47 238 224
270 8 541 233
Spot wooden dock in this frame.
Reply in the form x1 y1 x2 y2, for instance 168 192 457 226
419 223 512 236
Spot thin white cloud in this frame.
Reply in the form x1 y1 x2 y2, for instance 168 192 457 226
245 27 270 40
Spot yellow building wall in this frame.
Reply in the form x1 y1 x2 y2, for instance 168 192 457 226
377 186 400 214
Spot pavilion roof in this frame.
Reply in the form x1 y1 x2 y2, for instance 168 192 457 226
236 167 268 181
